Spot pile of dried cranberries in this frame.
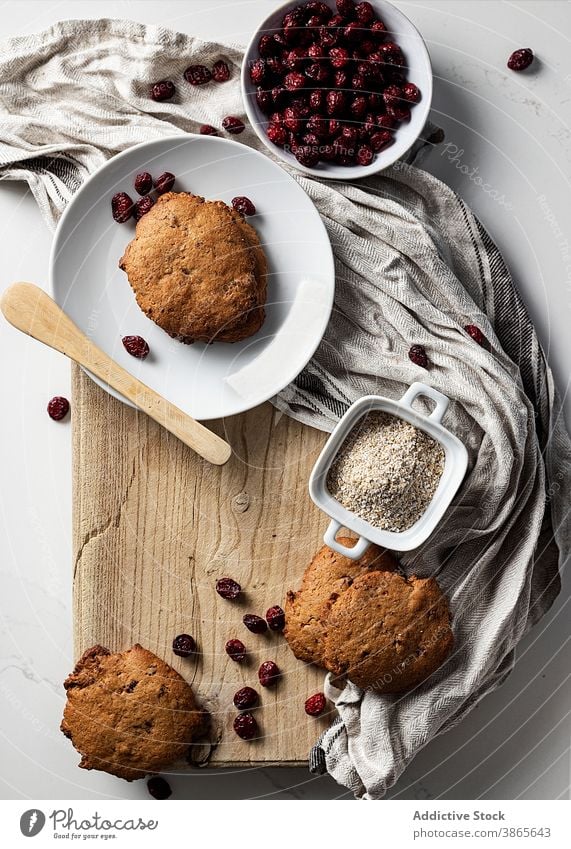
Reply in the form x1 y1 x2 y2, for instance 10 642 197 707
250 0 421 169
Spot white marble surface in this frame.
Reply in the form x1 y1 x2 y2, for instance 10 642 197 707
0 0 569 800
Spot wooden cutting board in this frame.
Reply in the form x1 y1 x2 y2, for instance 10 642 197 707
71 364 331 766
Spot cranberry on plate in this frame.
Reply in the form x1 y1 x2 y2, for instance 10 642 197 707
122 335 150 359
231 196 256 216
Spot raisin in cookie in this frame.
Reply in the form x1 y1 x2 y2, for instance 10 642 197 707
61 644 206 781
284 540 398 666
119 192 267 344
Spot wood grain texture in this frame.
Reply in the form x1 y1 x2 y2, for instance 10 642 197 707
72 364 331 766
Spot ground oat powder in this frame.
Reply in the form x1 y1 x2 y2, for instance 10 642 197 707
326 412 445 532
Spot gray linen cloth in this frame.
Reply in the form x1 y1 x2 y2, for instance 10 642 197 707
1 19 569 799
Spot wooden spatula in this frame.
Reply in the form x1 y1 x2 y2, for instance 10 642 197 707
1 282 232 466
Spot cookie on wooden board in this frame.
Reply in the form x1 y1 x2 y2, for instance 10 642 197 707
323 570 454 692
119 192 267 344
284 540 399 666
61 643 206 781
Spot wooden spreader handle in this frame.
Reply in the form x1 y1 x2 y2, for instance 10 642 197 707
1 282 232 466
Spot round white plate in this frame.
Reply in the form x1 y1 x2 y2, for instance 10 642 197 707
50 134 334 420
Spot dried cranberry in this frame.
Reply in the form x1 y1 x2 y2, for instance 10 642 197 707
233 686 259 709
356 61 374 82
282 9 305 44
371 20 387 38
307 114 328 138
319 25 338 49
326 89 346 115
295 144 320 167
356 144 374 166
333 136 355 161
464 324 486 346
377 113 396 129
303 132 321 147
184 64 212 85
306 63 329 84
243 614 268 634
150 80 175 102
47 396 69 421
344 21 362 43
200 124 218 135
134 195 155 220
134 172 153 196
111 191 134 223
147 776 172 799
233 712 258 740
309 89 324 111
351 73 367 90
265 605 285 631
358 38 376 57
122 335 150 359
408 344 429 368
225 638 247 663
329 47 350 68
387 102 411 122
259 34 279 57
507 48 534 71
336 0 356 16
285 71 306 91
216 577 242 599
328 118 341 137
249 59 267 86
222 116 245 134
306 14 323 28
308 43 324 60
380 40 402 56
271 85 288 108
341 125 359 146
284 47 307 70
154 172 176 195
267 56 285 77
172 633 196 657
232 196 256 216
284 105 303 132
267 123 288 146
367 92 384 111
305 692 327 717
258 660 281 688
350 95 368 118
212 60 230 82
369 129 393 151
355 1 374 24
256 88 273 114
383 84 402 106
333 69 349 89
306 0 333 18
402 82 421 103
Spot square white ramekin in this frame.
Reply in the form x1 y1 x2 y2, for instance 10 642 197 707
308 382 468 558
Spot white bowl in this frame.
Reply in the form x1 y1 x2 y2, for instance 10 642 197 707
49 135 335 421
241 0 433 180
308 382 468 557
